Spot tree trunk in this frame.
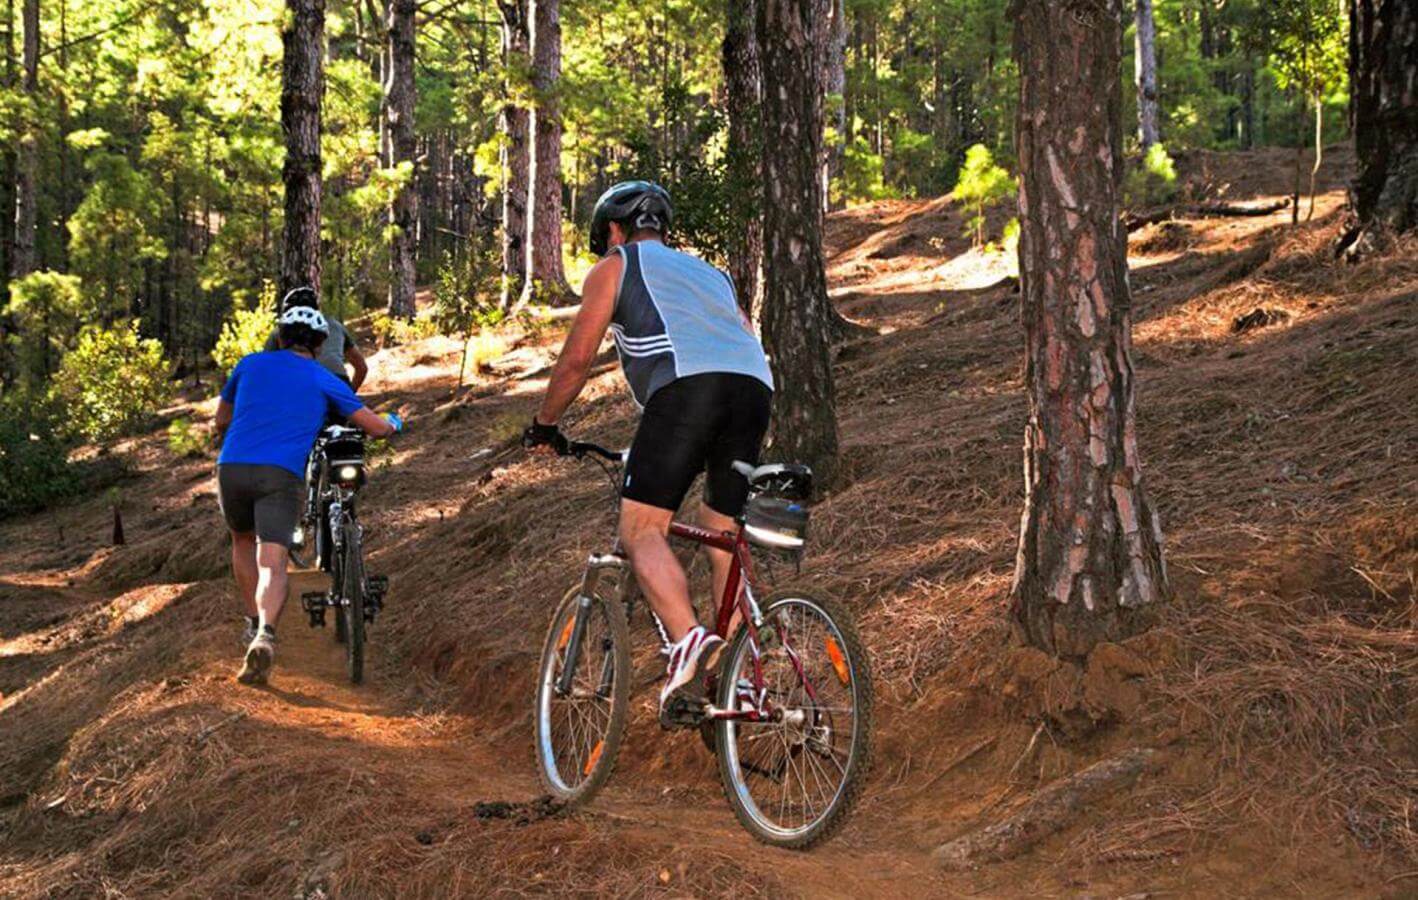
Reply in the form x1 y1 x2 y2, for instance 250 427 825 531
1344 0 1418 252
1133 0 1160 149
10 0 37 279
757 0 839 486
280 0 324 296
1011 0 1168 659
723 0 763 320
520 0 571 307
1308 94 1321 222
385 0 417 318
822 0 846 212
497 0 528 311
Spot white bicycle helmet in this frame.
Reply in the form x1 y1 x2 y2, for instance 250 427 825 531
279 305 329 334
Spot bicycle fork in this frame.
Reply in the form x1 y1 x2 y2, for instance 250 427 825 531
556 553 628 697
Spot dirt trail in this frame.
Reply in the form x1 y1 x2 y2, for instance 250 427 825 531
3 148 1415 897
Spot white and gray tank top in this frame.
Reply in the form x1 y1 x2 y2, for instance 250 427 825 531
609 241 774 406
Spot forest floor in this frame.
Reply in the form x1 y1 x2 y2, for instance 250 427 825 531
2 145 1415 898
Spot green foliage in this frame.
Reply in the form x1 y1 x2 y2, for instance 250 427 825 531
370 310 439 346
166 417 208 459
68 153 167 314
51 322 174 443
212 292 278 377
0 395 82 519
839 137 898 204
4 271 88 391
952 144 1016 247
1124 143 1180 208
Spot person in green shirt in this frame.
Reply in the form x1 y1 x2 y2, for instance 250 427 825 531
263 287 368 390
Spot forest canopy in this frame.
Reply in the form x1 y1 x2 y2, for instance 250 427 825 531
0 0 1349 516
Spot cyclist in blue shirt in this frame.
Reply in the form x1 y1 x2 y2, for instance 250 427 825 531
215 303 402 685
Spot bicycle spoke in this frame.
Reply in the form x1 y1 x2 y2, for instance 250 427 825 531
719 595 867 841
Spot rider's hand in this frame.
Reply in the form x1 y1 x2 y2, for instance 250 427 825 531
383 412 404 434
522 417 569 456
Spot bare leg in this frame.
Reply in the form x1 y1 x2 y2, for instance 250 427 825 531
619 498 698 642
231 531 259 618
697 505 738 617
254 541 290 631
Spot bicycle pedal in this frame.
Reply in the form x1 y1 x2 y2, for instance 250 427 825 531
659 694 708 731
366 575 389 596
300 591 329 628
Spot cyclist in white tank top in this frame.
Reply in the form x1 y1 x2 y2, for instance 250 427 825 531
523 181 775 715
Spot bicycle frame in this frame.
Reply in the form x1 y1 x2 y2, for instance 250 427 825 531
558 515 812 725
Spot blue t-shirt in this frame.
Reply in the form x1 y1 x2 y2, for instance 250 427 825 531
218 350 365 476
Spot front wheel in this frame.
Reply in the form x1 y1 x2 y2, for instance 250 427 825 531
533 586 630 807
714 591 873 849
341 520 366 684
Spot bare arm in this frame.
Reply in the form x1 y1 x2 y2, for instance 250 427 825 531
214 399 234 443
349 406 396 439
345 344 368 391
535 254 620 426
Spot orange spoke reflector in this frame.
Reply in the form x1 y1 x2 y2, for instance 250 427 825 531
557 617 575 651
825 637 850 686
584 739 605 776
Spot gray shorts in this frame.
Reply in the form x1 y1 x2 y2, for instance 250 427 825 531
217 464 303 546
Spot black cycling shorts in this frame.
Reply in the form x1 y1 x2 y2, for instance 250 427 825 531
622 373 773 517
217 464 303 546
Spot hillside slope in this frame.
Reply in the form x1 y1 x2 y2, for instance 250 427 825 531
2 149 1415 897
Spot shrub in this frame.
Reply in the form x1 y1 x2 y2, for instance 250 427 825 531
0 395 82 519
212 287 278 376
166 416 208 458
838 137 898 205
51 321 173 443
1124 143 1179 209
370 310 439 346
3 271 88 391
952 144 1016 247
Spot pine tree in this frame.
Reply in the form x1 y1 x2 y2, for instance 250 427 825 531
497 0 529 312
1011 0 1168 657
280 0 325 296
1341 0 1418 257
520 0 571 307
757 0 839 485
723 0 763 319
385 0 417 318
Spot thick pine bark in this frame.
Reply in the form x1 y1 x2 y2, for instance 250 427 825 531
1011 0 1168 659
723 0 763 319
10 0 37 279
520 0 571 306
758 0 839 486
1133 0 1160 149
497 0 528 311
1345 0 1418 251
280 0 324 296
385 0 416 318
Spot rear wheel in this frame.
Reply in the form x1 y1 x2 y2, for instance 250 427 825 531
714 591 873 849
341 520 365 684
534 586 630 807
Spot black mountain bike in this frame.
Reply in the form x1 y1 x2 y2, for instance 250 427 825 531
294 425 388 684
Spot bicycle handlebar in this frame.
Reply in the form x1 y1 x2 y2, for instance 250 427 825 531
567 440 625 463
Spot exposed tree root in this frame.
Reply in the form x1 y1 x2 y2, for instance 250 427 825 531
933 748 1158 871
1125 198 1291 231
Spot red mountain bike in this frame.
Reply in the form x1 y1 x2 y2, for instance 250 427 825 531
532 439 873 849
